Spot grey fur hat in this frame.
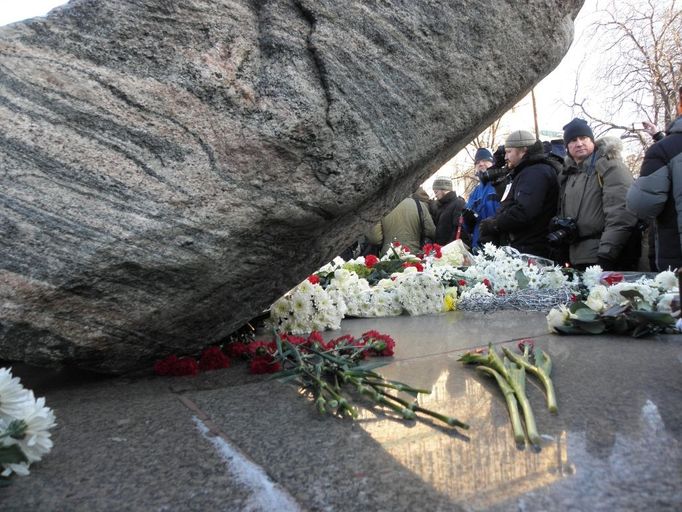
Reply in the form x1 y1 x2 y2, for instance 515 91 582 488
432 177 453 191
505 130 536 148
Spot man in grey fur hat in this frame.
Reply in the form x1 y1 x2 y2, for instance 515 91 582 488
478 130 560 258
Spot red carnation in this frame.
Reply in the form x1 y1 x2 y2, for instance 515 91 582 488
280 333 307 346
364 254 379 268
153 355 178 376
402 261 424 272
306 331 325 348
199 346 231 372
362 330 396 357
458 279 467 286
497 288 506 296
170 357 199 376
307 274 320 284
249 355 282 374
224 342 250 359
483 278 492 289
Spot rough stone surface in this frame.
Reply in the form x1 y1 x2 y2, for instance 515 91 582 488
0 0 583 372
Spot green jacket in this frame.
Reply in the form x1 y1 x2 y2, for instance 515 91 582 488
559 137 637 265
368 195 436 255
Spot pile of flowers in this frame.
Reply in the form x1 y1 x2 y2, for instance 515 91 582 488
267 241 574 334
547 268 679 336
1 368 56 478
154 346 232 376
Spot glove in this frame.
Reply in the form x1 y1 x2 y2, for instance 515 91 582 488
478 218 499 245
597 256 617 271
462 208 478 228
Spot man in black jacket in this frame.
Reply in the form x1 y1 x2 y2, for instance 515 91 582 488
627 87 682 271
431 177 469 246
478 130 561 258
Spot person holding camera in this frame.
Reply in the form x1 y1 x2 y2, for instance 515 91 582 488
556 118 639 270
463 147 507 249
477 130 561 258
626 86 682 271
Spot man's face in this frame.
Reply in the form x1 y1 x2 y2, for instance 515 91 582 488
433 189 447 200
474 160 493 173
504 147 526 169
567 136 595 163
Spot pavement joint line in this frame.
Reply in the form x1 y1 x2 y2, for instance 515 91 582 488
177 394 303 512
394 334 551 362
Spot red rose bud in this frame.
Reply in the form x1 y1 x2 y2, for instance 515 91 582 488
517 339 535 353
483 278 492 289
307 274 320 284
458 279 467 286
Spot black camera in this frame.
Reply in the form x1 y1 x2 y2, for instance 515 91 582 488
478 165 508 184
547 217 578 246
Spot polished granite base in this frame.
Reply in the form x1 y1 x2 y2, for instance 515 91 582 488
3 310 681 511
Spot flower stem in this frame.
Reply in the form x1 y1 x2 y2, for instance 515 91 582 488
503 347 557 413
476 366 525 444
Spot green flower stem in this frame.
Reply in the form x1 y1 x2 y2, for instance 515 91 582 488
505 360 541 446
373 387 469 429
502 347 557 413
476 366 525 444
363 378 430 395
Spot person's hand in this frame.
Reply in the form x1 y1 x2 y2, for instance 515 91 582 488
642 121 658 136
478 218 499 245
462 208 478 228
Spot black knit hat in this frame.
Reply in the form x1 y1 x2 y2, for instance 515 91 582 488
562 118 594 144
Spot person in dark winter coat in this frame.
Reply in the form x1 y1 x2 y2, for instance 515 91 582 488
627 88 682 271
431 177 469 246
478 130 560 258
559 118 639 270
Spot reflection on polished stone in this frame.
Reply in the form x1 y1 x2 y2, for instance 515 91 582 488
357 369 571 509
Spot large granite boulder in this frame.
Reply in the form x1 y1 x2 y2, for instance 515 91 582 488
0 0 583 373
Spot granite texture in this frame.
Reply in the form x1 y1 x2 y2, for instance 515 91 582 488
3 311 681 511
0 0 584 372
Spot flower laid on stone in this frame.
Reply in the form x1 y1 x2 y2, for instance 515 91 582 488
546 268 678 337
154 347 231 377
1 368 57 478
272 332 469 429
503 339 557 413
459 344 546 446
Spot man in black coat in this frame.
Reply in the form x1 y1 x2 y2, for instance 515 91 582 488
478 130 561 258
627 87 682 271
431 177 469 246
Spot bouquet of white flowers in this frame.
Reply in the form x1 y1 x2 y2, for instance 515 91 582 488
268 278 348 334
1 368 56 478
